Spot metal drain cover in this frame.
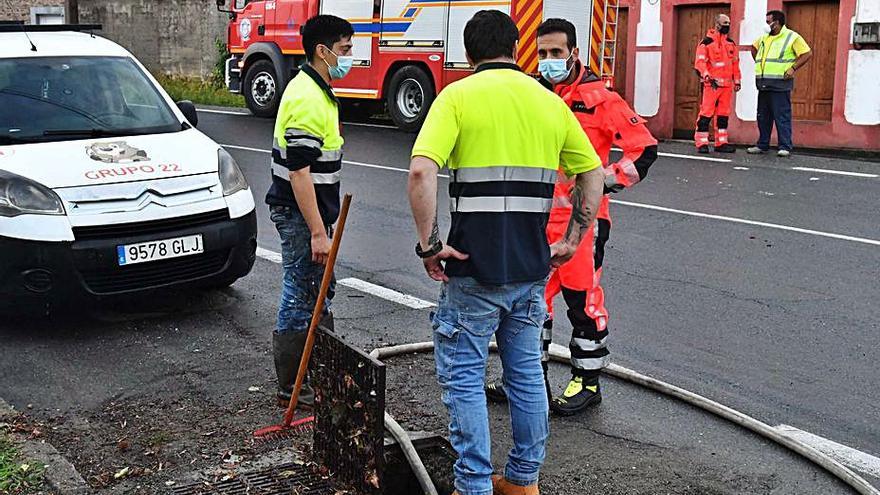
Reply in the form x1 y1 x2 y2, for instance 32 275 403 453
170 462 335 495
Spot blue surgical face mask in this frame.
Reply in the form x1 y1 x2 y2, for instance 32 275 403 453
322 46 353 80
538 53 574 84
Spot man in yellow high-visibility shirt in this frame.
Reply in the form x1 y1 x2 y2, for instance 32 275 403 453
408 11 604 494
748 10 812 157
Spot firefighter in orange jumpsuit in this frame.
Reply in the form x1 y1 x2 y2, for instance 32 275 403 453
485 18 658 416
694 14 741 154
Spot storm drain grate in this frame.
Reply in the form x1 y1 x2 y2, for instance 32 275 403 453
170 462 335 495
313 328 386 494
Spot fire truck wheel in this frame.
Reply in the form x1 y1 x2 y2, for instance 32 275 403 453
387 66 434 132
243 59 280 118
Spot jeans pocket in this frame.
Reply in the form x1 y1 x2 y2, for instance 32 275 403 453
457 308 500 338
433 309 460 384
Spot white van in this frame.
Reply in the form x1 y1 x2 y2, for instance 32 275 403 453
0 25 257 310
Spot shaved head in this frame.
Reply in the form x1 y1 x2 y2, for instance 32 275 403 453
715 14 730 27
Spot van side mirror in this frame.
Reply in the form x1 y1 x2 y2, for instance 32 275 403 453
176 100 198 128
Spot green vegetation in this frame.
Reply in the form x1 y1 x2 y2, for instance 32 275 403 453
154 38 245 108
0 432 45 494
156 75 245 108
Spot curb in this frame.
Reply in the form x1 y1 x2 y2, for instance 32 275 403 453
0 398 90 495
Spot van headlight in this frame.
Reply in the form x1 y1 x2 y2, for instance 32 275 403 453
218 148 249 196
0 170 65 217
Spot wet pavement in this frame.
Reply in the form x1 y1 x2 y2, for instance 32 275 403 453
1 107 877 493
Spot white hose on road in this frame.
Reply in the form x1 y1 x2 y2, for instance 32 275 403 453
371 341 880 495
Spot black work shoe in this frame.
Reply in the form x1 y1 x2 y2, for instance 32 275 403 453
485 381 508 403
550 377 602 416
715 144 736 153
697 145 710 154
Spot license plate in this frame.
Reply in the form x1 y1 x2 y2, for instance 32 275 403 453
117 234 204 266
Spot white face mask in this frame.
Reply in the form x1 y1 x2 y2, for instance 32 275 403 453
762 23 773 34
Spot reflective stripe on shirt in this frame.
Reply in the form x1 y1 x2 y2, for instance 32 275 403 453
450 196 553 213
452 166 558 184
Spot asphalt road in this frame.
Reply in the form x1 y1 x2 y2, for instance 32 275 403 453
196 107 880 462
0 106 878 493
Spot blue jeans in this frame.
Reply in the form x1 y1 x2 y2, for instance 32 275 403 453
432 277 549 495
756 90 793 151
270 206 334 334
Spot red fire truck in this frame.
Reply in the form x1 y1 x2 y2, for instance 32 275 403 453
218 0 621 131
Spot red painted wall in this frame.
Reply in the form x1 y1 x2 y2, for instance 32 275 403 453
625 0 880 150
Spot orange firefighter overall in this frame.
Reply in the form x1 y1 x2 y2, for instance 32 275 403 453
694 28 741 152
544 64 658 413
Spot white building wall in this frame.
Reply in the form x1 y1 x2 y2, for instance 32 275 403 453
634 0 662 117
844 0 880 125
735 0 767 121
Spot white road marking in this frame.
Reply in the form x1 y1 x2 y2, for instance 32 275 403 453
611 147 732 163
775 425 880 479
197 107 399 129
221 144 880 247
196 108 249 116
337 278 436 309
343 121 399 130
255 247 436 309
733 166 750 170
222 143 268 154
792 167 878 178
610 199 880 247
255 247 282 264
343 159 449 178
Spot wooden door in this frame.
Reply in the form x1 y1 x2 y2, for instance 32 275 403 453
674 4 730 137
613 8 628 96
787 1 838 121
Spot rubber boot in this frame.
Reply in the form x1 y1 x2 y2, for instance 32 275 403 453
492 475 539 495
273 331 315 409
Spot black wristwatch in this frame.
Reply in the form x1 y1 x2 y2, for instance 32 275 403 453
415 240 443 258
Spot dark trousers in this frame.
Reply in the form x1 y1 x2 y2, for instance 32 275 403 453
756 90 793 151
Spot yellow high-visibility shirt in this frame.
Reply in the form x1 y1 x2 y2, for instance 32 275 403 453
412 62 601 284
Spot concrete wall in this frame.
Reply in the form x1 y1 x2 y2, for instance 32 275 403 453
1 0 65 23
78 0 229 78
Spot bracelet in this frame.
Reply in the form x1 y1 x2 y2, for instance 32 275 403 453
415 240 443 259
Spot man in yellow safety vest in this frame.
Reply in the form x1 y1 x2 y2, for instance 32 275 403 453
748 10 812 157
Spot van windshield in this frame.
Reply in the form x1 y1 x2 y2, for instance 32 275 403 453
0 56 181 144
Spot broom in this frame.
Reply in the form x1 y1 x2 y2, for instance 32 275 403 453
254 193 352 439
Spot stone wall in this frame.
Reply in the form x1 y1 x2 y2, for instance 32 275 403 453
77 0 228 78
1 0 65 23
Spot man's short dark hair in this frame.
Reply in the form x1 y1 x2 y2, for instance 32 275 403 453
767 10 786 26
301 15 354 61
464 10 519 64
537 18 577 49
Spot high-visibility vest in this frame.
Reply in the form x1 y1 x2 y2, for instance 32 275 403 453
267 65 343 225
755 26 803 90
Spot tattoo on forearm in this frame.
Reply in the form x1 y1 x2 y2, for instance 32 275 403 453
564 178 593 246
427 217 440 246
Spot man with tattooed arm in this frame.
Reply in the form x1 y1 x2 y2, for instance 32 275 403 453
406 11 604 495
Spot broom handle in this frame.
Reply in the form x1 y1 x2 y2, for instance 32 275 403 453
282 193 353 426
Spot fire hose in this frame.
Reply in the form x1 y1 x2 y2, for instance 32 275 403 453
371 342 879 495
